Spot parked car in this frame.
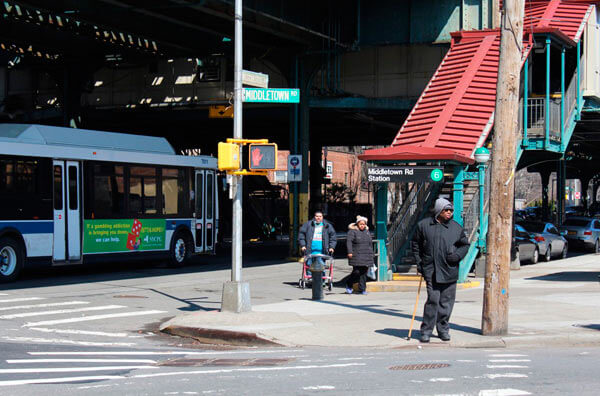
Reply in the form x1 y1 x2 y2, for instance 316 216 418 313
517 221 568 261
513 224 541 264
566 205 586 217
515 209 528 222
589 202 600 217
558 217 600 253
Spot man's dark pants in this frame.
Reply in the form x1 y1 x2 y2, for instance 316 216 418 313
420 276 457 336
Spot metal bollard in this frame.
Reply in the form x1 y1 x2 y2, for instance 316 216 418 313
309 257 325 301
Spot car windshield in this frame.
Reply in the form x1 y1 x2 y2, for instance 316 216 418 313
519 222 545 233
563 219 590 227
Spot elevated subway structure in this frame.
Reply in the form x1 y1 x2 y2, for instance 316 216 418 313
360 0 600 281
2 1 600 262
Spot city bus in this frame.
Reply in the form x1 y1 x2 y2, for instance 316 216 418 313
0 124 218 282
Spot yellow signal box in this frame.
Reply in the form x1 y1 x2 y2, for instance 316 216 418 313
218 142 240 171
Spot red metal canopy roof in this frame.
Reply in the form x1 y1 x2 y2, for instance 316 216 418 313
360 1 595 165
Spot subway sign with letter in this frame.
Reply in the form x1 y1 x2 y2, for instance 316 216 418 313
366 166 445 183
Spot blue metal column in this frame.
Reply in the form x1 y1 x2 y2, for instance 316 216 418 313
375 183 389 281
561 47 565 151
523 58 529 147
545 37 551 149
478 164 487 250
453 166 465 226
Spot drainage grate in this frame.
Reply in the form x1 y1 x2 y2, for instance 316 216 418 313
159 358 293 367
389 363 450 370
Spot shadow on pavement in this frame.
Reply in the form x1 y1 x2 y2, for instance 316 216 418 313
525 271 600 282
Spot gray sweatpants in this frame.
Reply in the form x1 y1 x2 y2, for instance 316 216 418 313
420 277 457 336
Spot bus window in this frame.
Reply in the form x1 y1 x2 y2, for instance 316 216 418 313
162 168 184 216
130 166 157 215
206 173 214 220
89 164 124 218
53 165 63 210
68 165 78 210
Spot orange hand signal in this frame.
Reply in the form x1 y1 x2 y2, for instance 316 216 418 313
251 147 263 167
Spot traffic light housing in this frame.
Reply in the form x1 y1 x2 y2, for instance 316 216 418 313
217 142 240 171
248 143 277 170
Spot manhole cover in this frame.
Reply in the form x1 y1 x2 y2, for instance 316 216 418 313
159 358 293 367
389 363 450 370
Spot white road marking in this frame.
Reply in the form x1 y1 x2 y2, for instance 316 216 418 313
0 365 158 374
488 359 531 363
0 301 89 312
24 310 166 327
0 297 44 303
486 365 528 369
489 354 528 357
428 377 454 382
479 389 532 396
77 384 114 389
132 363 365 379
29 327 130 338
0 375 124 387
302 386 336 390
0 305 125 319
29 349 303 356
0 293 8 295
2 336 136 347
485 373 529 379
7 359 156 364
457 359 476 362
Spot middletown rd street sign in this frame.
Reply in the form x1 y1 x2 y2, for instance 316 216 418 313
242 88 300 104
366 166 444 183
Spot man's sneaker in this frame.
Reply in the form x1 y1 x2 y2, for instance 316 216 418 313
360 291 368 295
345 288 353 294
420 333 431 343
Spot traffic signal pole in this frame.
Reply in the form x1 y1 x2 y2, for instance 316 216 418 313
221 0 251 313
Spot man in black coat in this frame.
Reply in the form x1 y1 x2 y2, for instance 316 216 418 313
412 197 470 343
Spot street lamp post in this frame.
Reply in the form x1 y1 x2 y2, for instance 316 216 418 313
474 147 490 251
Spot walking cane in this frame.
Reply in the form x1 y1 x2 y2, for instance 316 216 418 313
406 275 423 340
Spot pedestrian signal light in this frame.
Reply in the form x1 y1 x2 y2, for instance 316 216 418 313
248 143 277 170
218 142 240 171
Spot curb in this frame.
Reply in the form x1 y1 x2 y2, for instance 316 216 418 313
160 325 286 347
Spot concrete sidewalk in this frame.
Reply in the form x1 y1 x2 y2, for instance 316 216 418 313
160 253 600 348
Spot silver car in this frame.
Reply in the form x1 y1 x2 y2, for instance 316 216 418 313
517 221 568 261
558 217 600 253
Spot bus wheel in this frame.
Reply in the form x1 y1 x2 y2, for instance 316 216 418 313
0 237 24 283
169 232 191 268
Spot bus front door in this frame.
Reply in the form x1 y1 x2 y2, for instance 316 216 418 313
194 171 205 253
52 160 82 263
204 170 216 253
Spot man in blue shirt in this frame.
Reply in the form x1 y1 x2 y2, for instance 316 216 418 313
298 211 337 274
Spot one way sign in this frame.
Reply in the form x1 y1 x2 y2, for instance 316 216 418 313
209 105 234 118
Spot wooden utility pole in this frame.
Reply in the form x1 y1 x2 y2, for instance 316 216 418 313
482 0 525 336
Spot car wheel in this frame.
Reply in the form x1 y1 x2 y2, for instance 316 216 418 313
531 248 539 264
561 244 568 259
0 237 24 283
542 245 551 262
168 231 192 268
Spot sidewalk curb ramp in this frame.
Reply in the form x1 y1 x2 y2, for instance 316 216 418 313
160 324 284 347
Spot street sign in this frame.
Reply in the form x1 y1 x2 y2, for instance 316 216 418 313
242 70 269 88
287 155 302 182
366 166 445 183
209 105 233 118
242 88 300 104
325 161 333 179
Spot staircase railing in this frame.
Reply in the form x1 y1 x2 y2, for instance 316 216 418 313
386 181 437 268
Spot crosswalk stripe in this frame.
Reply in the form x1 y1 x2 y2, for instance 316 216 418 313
0 305 125 319
489 359 531 363
7 359 156 364
0 366 158 374
29 349 303 356
0 297 44 303
2 336 136 347
29 327 130 338
0 293 8 296
0 375 124 387
487 365 528 369
489 354 528 357
0 301 89 312
479 389 532 395
24 310 166 327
